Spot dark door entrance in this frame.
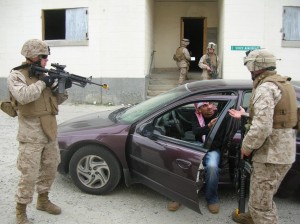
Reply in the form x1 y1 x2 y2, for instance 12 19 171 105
182 18 206 71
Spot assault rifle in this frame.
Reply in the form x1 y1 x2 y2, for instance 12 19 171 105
233 113 252 214
205 58 218 79
30 63 109 93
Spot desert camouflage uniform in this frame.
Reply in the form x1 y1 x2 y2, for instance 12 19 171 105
198 53 220 80
174 46 191 85
7 69 67 205
242 80 296 224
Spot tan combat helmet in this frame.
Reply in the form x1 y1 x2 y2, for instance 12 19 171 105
181 38 190 47
243 49 276 72
207 42 216 50
21 39 50 59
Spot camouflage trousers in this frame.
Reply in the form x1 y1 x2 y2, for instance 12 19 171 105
178 67 188 85
248 162 291 224
15 141 60 204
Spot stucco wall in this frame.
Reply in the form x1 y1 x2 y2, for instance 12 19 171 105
222 0 300 80
1 0 299 105
153 1 218 69
0 0 153 105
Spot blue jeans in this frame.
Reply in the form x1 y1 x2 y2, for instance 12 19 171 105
203 149 221 205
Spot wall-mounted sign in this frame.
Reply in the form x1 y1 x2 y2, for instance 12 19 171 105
231 46 261 51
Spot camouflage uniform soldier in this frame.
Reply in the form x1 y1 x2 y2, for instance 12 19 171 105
198 42 220 80
231 49 297 224
7 39 68 224
173 38 191 85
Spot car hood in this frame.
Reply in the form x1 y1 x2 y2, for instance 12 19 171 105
58 110 116 133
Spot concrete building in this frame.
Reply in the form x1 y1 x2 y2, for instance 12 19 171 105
0 0 299 105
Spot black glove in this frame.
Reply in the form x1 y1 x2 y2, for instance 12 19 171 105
65 78 72 89
41 76 55 87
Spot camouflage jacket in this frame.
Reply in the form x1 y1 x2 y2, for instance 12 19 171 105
198 53 220 79
242 81 296 164
7 68 68 143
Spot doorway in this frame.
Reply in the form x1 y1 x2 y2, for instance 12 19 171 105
182 17 206 71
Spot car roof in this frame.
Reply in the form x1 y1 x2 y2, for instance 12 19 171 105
184 79 300 95
185 79 252 93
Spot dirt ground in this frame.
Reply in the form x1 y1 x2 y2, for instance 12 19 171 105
1 103 300 224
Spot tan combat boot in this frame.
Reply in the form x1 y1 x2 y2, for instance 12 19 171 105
232 210 254 224
36 192 61 215
167 201 181 211
16 203 30 224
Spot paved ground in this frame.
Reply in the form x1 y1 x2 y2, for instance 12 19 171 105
1 103 300 224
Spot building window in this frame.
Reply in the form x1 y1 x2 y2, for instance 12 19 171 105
282 6 300 47
43 8 89 46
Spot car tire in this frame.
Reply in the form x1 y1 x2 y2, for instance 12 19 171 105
69 145 121 195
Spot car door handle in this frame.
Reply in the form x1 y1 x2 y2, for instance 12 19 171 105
176 159 192 169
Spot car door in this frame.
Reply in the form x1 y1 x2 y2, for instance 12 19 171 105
127 95 238 213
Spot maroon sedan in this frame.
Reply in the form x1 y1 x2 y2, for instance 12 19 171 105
57 79 300 213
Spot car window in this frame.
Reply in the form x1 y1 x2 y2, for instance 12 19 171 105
152 100 229 148
242 91 252 110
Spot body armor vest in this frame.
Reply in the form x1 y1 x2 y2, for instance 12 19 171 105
11 68 58 117
203 53 218 68
10 68 58 140
173 47 187 62
249 72 297 129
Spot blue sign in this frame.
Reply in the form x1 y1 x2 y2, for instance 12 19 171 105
231 46 261 51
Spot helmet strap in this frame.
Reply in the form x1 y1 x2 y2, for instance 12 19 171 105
26 57 42 67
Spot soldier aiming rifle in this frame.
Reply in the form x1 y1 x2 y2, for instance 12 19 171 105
30 63 109 94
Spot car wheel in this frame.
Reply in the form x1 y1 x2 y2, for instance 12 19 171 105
69 145 121 195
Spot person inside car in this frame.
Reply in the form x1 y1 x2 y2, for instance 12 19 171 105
168 102 225 214
193 102 218 143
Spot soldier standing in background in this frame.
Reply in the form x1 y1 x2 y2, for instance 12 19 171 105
173 38 191 85
7 39 68 224
198 42 220 80
230 49 297 224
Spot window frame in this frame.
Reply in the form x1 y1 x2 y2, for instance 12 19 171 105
281 6 300 48
42 7 89 47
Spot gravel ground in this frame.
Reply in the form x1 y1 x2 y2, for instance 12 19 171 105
1 103 300 224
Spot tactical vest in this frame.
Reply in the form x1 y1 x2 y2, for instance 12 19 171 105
10 68 58 140
249 73 298 129
173 47 187 62
203 54 218 68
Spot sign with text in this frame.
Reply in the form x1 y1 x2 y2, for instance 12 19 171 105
231 46 261 51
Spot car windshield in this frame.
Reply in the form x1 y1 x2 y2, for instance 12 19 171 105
116 86 188 123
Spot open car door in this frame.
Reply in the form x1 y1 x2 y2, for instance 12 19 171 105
128 95 238 213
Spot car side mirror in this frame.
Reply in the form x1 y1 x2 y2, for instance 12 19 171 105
138 123 155 139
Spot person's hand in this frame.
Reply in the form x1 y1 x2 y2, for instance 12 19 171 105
228 106 245 119
241 148 251 159
41 75 55 87
208 117 217 129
